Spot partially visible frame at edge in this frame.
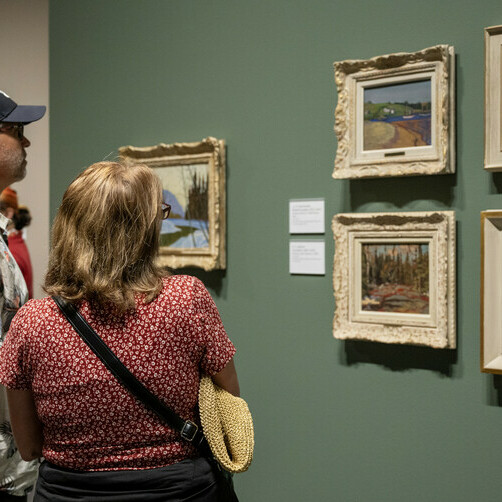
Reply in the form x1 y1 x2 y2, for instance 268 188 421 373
484 26 502 171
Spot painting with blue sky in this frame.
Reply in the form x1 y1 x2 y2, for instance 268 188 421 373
363 79 432 151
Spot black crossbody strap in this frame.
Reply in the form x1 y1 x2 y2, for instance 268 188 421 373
52 296 207 450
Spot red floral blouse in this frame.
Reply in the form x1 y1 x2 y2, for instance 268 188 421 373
0 275 235 471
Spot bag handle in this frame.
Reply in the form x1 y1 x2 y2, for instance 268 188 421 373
51 296 209 452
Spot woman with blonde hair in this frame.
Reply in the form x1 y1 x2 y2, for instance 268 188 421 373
0 161 239 501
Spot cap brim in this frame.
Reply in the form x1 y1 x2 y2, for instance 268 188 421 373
2 105 46 124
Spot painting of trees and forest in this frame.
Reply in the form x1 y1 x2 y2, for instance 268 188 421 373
155 163 209 249
361 243 429 314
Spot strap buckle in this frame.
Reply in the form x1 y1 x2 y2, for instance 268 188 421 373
181 420 199 442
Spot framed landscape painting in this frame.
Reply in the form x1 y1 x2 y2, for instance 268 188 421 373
363 80 432 151
485 26 502 171
119 137 226 271
333 45 455 179
332 211 456 348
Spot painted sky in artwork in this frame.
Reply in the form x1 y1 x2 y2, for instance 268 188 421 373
364 79 431 104
155 163 208 209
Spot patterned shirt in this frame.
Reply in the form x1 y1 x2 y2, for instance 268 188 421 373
0 213 38 496
0 275 235 471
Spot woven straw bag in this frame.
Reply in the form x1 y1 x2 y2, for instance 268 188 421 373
198 375 254 473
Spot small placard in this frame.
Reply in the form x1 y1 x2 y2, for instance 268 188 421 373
289 198 325 234
289 240 325 275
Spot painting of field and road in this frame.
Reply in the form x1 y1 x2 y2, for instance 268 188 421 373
361 243 429 315
155 163 209 249
363 79 432 151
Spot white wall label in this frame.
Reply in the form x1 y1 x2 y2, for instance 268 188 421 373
289 198 325 234
289 240 325 275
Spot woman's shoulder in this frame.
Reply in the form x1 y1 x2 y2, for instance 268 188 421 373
162 274 196 291
17 297 59 318
159 274 207 303
11 297 60 332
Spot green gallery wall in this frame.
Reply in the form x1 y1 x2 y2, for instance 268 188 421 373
50 1 502 500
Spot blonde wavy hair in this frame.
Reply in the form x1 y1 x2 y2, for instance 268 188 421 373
44 161 167 311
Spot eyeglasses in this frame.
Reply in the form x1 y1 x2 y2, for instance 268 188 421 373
161 203 171 220
0 123 24 141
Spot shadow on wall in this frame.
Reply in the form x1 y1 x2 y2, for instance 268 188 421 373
487 375 502 406
489 172 502 194
339 340 458 376
347 172 457 211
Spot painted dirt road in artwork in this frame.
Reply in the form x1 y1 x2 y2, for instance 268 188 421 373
361 243 429 314
363 80 432 151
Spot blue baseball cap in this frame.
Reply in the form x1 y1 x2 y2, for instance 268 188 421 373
0 90 46 124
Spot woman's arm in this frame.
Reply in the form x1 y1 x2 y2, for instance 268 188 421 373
6 388 43 461
212 358 240 397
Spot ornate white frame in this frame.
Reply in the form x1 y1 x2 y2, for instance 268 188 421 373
480 211 502 372
332 211 456 348
333 45 455 179
484 26 502 171
119 137 226 271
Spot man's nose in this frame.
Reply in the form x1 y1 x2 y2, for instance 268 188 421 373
21 135 30 148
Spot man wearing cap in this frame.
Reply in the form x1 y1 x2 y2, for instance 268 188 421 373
0 90 45 501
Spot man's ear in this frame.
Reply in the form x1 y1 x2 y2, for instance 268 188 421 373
5 207 14 219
